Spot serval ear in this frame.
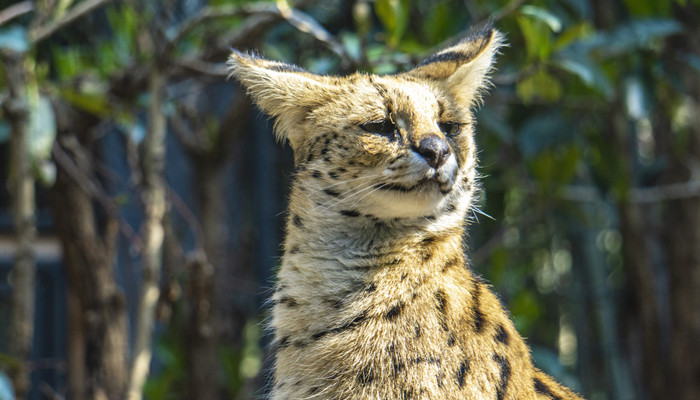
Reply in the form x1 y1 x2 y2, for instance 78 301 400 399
228 51 338 148
406 24 504 109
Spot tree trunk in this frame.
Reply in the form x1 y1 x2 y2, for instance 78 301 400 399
174 92 252 399
2 48 36 400
657 7 700 399
128 68 168 400
50 103 128 400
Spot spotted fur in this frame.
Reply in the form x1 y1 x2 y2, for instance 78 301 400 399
229 25 584 400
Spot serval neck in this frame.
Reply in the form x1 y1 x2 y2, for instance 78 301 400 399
282 181 472 261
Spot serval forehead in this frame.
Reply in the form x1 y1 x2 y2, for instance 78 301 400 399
332 74 443 119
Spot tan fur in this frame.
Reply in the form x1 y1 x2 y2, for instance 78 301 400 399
229 26 584 400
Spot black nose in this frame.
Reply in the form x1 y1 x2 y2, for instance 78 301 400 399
414 135 451 169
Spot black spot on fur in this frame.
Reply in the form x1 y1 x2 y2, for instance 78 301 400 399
279 296 298 307
447 332 456 346
455 358 470 388
415 323 422 337
534 378 562 400
385 302 405 320
308 386 321 395
328 170 339 179
340 209 361 217
292 214 303 227
311 309 368 341
311 170 322 178
412 356 441 365
276 335 290 350
441 257 461 273
435 289 449 331
357 366 374 385
425 214 437 222
289 245 300 254
422 235 436 244
473 281 485 333
324 188 340 197
436 372 445 388
495 324 509 345
494 354 512 400
389 345 406 375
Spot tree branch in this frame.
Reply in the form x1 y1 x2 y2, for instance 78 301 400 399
169 2 351 67
2 48 36 400
0 1 34 26
127 66 167 400
29 0 114 43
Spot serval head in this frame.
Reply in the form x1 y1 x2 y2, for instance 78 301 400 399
229 26 503 222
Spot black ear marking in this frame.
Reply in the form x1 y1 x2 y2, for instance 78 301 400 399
414 24 495 69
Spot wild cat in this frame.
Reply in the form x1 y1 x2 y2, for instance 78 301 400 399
229 25 584 400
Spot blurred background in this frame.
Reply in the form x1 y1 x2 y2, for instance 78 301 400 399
0 0 699 399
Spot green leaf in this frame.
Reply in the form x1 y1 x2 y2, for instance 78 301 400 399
623 0 671 16
520 5 563 33
425 3 453 44
375 0 410 47
59 88 112 117
517 15 553 61
564 18 682 58
0 25 29 53
552 56 613 98
516 69 562 104
553 23 594 51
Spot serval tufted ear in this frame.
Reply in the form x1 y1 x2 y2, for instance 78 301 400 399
228 51 339 148
406 24 504 110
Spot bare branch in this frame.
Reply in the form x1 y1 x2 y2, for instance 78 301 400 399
127 66 167 400
2 48 36 400
30 0 114 43
169 2 351 67
0 1 34 26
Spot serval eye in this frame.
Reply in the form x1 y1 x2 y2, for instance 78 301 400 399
439 122 461 137
360 119 397 139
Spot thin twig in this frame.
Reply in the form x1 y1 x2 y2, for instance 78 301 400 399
127 65 167 400
169 2 351 67
30 0 113 43
166 185 205 252
0 1 34 26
